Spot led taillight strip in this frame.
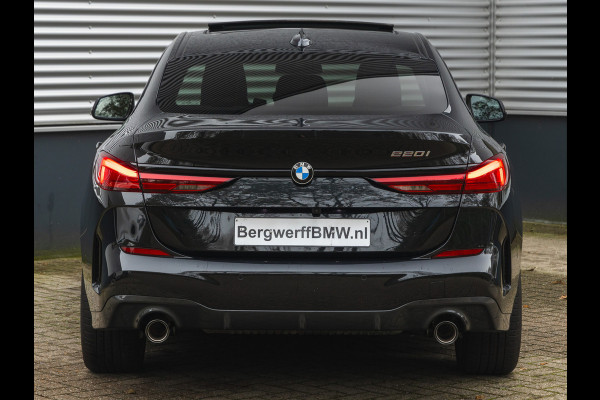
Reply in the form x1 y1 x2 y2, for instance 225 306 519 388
371 154 508 194
372 174 465 194
138 172 232 193
94 152 233 193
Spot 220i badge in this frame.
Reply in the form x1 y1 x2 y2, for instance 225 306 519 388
390 150 431 157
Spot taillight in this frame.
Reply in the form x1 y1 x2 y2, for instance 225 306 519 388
464 153 508 193
95 152 141 191
370 174 465 194
370 153 508 194
138 172 232 193
94 151 233 193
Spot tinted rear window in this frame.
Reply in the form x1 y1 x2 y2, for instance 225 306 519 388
157 51 447 115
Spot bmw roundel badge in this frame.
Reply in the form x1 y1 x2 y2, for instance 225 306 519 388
291 161 314 185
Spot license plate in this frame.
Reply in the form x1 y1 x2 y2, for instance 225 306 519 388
234 218 370 247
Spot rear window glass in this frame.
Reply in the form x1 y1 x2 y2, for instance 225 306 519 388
157 51 447 115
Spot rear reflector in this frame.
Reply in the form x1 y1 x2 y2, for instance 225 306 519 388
121 246 171 257
371 153 508 194
433 248 483 258
94 151 232 193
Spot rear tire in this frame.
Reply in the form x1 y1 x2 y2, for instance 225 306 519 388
80 276 146 373
455 277 522 375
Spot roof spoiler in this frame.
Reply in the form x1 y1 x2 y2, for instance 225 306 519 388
207 20 394 33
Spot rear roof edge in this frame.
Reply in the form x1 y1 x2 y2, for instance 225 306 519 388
170 31 191 60
411 32 434 59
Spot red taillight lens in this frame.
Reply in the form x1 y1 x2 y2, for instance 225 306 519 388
433 248 483 258
121 246 171 257
371 174 465 194
138 172 232 193
370 154 508 194
464 153 508 193
94 152 232 193
95 152 141 191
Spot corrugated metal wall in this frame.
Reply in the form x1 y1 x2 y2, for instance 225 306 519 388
34 0 566 127
494 0 567 115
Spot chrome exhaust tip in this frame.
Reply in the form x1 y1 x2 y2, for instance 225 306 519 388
145 319 170 344
433 320 459 345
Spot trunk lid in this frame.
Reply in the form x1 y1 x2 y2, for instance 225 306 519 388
134 114 471 258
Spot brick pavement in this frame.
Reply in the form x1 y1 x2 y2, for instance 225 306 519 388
34 256 567 400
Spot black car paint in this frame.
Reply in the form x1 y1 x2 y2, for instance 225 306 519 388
80 26 522 337
133 118 470 170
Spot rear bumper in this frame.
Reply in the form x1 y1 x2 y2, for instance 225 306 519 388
97 294 509 333
86 248 517 333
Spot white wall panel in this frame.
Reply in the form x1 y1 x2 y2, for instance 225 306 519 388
34 0 565 127
494 0 567 115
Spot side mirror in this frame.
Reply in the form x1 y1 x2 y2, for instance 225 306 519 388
466 94 506 122
91 92 134 121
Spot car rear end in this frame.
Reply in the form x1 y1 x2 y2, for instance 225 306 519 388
80 23 522 374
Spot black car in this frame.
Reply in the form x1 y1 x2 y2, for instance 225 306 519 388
80 20 522 374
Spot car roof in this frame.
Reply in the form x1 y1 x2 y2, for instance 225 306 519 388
169 20 432 59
